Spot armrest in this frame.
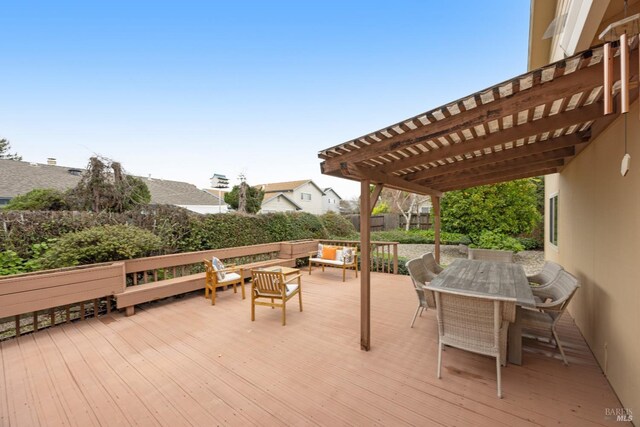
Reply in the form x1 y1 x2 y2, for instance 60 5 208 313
308 251 319 257
219 265 239 273
283 274 303 283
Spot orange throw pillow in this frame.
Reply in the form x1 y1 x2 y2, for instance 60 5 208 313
322 246 337 260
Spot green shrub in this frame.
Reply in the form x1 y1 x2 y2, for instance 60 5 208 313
516 237 542 250
38 225 163 269
398 256 409 276
441 179 542 236
0 250 27 275
370 228 467 245
4 188 69 211
186 214 272 250
288 212 328 240
471 230 524 252
319 212 357 238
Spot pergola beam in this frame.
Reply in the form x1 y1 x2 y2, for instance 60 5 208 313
404 134 582 182
438 167 560 192
370 184 384 212
341 164 442 196
375 102 602 174
428 158 565 189
421 147 573 186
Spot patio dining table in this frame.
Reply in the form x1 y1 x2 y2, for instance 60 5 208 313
426 258 536 365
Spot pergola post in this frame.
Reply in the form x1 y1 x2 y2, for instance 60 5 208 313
432 196 441 264
359 179 371 351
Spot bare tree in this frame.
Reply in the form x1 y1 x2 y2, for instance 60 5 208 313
237 173 248 214
382 189 431 230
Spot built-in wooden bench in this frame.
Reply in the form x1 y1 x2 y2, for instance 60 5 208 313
115 255 297 316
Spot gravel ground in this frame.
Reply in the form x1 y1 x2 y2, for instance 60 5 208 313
398 244 545 275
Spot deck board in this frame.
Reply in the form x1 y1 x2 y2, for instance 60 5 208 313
0 269 624 426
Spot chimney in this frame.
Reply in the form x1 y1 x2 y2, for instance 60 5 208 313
47 158 57 165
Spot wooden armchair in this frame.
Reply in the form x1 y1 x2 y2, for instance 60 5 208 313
203 259 245 305
251 269 302 325
308 244 358 282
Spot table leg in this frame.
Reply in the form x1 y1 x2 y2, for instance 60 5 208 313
508 307 523 365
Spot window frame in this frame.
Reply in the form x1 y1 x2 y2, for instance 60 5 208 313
549 193 558 247
300 192 312 201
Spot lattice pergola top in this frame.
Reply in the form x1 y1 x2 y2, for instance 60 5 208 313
319 38 639 196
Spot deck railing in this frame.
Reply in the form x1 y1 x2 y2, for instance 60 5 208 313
0 238 398 340
319 239 399 274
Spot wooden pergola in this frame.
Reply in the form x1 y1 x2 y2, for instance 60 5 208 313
319 40 639 351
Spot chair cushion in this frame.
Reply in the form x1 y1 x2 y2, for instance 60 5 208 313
212 257 226 281
342 247 354 264
285 284 299 296
316 243 323 258
310 257 346 266
322 246 337 260
219 272 241 284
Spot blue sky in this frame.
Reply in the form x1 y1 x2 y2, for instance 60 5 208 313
0 1 530 199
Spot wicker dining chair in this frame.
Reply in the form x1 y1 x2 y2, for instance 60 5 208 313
428 286 515 398
421 252 444 274
520 270 580 365
406 258 438 328
468 248 514 263
250 269 303 326
526 261 564 290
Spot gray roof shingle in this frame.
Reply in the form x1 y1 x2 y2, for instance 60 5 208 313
0 159 222 206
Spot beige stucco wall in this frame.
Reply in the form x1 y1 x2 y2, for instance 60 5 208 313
545 104 639 414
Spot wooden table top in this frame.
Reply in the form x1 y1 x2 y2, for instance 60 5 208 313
265 266 299 276
427 259 535 307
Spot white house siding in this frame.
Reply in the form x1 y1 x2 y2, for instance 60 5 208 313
291 182 324 215
322 189 341 213
260 195 299 213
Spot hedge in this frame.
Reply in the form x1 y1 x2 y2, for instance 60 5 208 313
0 208 357 273
369 229 467 245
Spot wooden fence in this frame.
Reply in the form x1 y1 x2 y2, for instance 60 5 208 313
0 238 399 340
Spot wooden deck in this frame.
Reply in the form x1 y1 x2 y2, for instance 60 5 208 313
0 269 624 426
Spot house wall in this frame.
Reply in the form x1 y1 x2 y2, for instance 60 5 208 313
292 182 324 214
544 105 640 414
260 195 298 213
322 190 341 213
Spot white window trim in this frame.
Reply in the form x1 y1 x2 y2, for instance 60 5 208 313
549 192 559 250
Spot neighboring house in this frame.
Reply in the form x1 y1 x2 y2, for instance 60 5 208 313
530 0 638 414
256 179 326 214
322 187 342 213
0 159 226 214
260 192 303 213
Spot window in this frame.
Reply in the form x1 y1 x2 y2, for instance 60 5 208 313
301 193 311 201
549 194 558 246
0 198 10 206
